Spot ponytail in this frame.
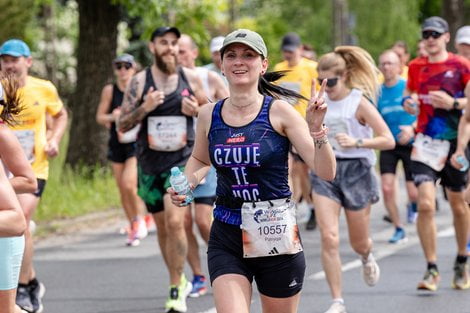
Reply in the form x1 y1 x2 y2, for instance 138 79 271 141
258 71 307 102
0 74 22 126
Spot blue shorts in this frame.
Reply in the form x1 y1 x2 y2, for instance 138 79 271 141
0 236 25 290
193 166 217 198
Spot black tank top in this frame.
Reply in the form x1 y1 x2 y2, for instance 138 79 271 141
136 67 195 173
108 84 124 146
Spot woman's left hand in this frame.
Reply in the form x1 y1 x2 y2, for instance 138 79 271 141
306 79 328 132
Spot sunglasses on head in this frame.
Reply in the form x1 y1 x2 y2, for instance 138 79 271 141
317 77 339 88
422 31 443 40
114 63 132 70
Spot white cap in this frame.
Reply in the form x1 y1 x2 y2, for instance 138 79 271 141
210 36 225 53
456 26 470 45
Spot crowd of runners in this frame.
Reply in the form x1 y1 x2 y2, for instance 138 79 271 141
0 14 469 313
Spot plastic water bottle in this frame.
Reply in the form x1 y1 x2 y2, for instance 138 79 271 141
169 167 193 206
456 156 469 172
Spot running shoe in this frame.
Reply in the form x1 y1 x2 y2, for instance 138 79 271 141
16 284 33 313
406 203 417 224
324 301 347 313
126 221 140 247
145 214 156 232
417 268 440 291
452 262 470 290
189 275 207 298
388 228 407 244
29 280 46 313
361 253 380 286
137 218 148 240
165 275 192 313
306 208 317 231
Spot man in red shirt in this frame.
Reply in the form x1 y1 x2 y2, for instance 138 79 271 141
403 16 470 291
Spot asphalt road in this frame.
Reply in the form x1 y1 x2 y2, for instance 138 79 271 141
34 187 470 313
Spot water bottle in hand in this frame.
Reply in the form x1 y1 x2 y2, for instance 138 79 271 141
169 167 193 206
456 155 469 172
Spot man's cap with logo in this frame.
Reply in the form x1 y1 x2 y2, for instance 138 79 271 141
220 29 267 58
421 16 449 33
210 36 225 53
281 32 301 52
456 26 470 45
0 39 31 57
113 53 135 65
150 26 181 41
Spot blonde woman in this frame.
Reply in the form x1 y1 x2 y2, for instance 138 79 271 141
311 46 395 313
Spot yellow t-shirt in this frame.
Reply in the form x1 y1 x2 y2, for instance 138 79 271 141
9 76 63 180
273 58 318 117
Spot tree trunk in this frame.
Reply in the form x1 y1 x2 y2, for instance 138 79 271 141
66 0 120 168
441 0 464 52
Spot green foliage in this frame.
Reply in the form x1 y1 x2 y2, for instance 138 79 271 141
349 0 421 60
36 132 120 222
0 0 39 46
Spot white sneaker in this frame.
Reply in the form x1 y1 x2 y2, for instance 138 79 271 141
362 253 380 286
324 302 347 313
137 218 148 239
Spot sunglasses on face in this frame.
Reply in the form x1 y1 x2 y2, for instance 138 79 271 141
317 77 339 88
114 63 132 70
422 31 443 40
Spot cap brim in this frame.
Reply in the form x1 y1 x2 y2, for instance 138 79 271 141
282 45 298 52
456 38 470 45
221 40 264 57
422 27 446 33
0 51 23 57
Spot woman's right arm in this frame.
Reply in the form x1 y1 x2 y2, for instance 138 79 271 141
0 125 36 194
96 84 114 128
0 165 26 237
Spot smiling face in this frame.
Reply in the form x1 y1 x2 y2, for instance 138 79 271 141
149 32 179 74
221 43 267 86
422 31 450 57
0 55 31 81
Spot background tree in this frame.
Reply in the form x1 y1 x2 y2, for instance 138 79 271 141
65 0 120 168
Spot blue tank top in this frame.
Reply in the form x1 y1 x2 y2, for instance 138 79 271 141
209 96 291 225
377 79 416 144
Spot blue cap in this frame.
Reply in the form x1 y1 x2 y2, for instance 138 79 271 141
0 39 31 57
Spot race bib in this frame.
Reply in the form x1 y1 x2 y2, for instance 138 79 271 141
327 120 348 151
117 123 141 144
411 133 450 171
14 130 35 163
147 116 187 152
241 198 303 258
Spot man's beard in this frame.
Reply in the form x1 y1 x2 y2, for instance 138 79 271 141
155 52 177 74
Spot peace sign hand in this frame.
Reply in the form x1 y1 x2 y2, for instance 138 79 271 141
306 78 328 132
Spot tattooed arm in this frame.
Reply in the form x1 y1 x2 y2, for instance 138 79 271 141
118 71 165 132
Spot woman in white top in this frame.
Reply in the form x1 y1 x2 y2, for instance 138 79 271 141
311 46 395 313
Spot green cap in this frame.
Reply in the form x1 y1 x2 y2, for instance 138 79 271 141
220 29 267 58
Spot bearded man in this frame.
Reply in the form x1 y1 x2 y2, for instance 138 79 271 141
118 26 207 313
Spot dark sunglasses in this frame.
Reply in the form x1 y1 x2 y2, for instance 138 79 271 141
422 31 443 40
114 63 132 70
318 77 339 88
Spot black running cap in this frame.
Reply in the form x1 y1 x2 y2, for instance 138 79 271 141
150 26 181 41
281 32 301 52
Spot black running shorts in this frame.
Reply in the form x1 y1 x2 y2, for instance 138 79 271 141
207 219 305 298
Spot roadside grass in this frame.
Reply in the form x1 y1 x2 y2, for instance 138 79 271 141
35 139 120 222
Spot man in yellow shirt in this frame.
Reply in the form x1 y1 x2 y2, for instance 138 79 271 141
0 39 68 313
274 33 318 231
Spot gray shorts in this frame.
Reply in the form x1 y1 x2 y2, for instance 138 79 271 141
310 158 379 210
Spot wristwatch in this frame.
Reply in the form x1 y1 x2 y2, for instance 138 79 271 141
355 138 363 148
453 99 459 110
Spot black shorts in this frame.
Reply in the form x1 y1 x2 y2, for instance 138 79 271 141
33 179 47 198
379 145 413 181
207 219 305 298
194 196 216 206
411 144 469 192
107 143 136 163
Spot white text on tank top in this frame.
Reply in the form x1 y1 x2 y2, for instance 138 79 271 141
325 89 376 166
